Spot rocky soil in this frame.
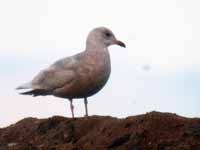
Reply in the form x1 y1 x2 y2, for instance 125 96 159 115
0 111 200 150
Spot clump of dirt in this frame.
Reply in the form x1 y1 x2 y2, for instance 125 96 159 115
0 111 200 150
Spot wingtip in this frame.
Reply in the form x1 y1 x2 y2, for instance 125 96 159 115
16 86 22 90
16 82 32 90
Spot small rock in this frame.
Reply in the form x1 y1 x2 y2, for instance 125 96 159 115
108 134 130 148
8 142 17 147
184 124 200 136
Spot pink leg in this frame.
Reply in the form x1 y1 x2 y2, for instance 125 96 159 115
84 97 88 117
69 99 74 118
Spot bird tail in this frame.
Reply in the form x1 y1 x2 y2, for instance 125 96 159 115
16 82 32 90
20 89 51 97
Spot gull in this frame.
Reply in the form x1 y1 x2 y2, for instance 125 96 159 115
16 27 126 118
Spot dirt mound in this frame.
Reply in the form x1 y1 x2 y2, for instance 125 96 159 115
0 111 200 150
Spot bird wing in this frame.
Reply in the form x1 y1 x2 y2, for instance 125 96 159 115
31 56 79 91
31 69 75 90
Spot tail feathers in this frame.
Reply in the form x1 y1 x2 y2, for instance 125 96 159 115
20 89 51 97
16 82 32 90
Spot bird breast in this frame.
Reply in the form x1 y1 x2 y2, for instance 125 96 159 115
76 49 111 97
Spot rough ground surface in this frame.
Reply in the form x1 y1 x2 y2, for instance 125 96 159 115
0 111 200 150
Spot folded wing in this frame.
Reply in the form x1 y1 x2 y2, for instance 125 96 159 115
17 56 78 96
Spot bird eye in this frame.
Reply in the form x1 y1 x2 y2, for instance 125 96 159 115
105 32 112 38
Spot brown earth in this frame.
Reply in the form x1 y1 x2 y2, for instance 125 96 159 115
0 111 200 150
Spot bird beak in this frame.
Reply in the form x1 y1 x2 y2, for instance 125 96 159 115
115 40 126 48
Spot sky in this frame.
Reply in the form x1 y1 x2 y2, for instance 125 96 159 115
0 0 200 127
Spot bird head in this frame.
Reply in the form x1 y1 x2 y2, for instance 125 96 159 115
86 27 126 49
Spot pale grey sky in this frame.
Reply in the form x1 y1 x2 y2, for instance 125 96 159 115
0 0 200 127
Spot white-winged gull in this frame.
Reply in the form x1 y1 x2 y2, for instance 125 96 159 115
16 27 126 118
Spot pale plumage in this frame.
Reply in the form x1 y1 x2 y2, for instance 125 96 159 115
16 27 125 118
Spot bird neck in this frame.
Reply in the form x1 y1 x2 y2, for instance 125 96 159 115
85 41 107 51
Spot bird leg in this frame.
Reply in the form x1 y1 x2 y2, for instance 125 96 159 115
69 99 74 118
84 97 88 117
